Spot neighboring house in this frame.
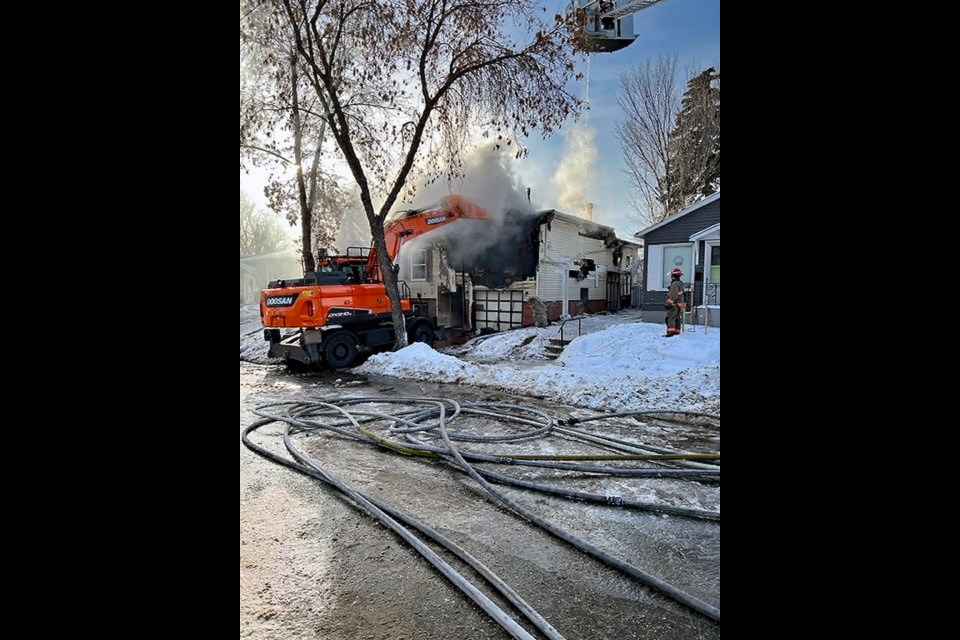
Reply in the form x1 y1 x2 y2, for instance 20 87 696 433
397 209 642 332
634 192 720 327
240 251 301 306
534 210 639 321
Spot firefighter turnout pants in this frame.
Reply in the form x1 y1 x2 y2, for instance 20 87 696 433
666 303 681 336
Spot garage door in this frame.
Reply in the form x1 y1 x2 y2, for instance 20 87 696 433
474 289 524 331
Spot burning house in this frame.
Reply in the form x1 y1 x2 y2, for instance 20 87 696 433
398 208 640 333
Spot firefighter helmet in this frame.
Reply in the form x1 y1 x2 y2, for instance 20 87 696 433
669 267 683 278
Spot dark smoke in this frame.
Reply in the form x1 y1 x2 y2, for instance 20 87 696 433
395 143 536 267
441 209 542 289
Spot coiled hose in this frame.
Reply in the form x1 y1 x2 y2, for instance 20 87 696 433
244 394 720 632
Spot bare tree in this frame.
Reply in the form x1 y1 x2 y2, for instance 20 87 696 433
243 0 583 349
616 56 722 228
241 15 346 272
310 178 355 253
615 54 683 227
240 190 291 255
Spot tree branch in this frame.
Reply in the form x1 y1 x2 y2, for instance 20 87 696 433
241 144 292 164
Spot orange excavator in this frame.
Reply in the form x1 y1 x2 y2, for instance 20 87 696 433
260 195 491 368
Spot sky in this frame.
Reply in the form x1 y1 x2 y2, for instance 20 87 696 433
240 0 720 241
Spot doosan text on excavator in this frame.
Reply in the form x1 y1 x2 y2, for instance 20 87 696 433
260 195 490 368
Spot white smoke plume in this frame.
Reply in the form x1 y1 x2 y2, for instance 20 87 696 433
551 122 597 216
400 143 533 222
333 186 372 251
396 143 537 264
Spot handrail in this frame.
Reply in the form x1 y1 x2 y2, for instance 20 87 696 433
558 315 585 344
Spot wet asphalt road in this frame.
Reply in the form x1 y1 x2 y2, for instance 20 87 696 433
240 362 720 639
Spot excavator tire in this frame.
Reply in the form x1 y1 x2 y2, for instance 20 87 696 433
411 323 435 347
324 331 359 368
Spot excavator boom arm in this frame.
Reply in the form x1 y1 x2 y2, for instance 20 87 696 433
364 195 491 280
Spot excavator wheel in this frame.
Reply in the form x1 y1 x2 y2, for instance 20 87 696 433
323 331 359 369
410 323 436 347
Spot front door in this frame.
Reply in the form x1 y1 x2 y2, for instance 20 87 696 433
705 243 720 306
447 289 464 328
606 272 620 312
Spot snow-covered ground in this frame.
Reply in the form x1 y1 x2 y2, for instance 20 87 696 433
444 312 646 363
240 306 720 413
359 315 720 413
240 305 276 364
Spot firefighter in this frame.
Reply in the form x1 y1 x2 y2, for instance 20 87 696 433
665 267 685 337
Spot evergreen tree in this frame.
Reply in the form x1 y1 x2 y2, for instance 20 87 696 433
669 67 720 204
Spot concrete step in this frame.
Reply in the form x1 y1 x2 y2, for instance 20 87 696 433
544 344 566 354
548 338 572 346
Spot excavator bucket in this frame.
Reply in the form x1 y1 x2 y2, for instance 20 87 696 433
440 194 492 220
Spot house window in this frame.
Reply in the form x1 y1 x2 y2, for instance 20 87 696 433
625 255 631 269
661 244 693 288
411 249 427 281
709 245 720 284
646 243 693 291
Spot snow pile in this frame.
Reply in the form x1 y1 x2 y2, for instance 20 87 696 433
557 322 720 376
359 320 720 413
444 327 548 363
443 312 647 363
359 342 482 382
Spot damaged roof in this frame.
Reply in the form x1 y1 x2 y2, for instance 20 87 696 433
537 209 619 245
